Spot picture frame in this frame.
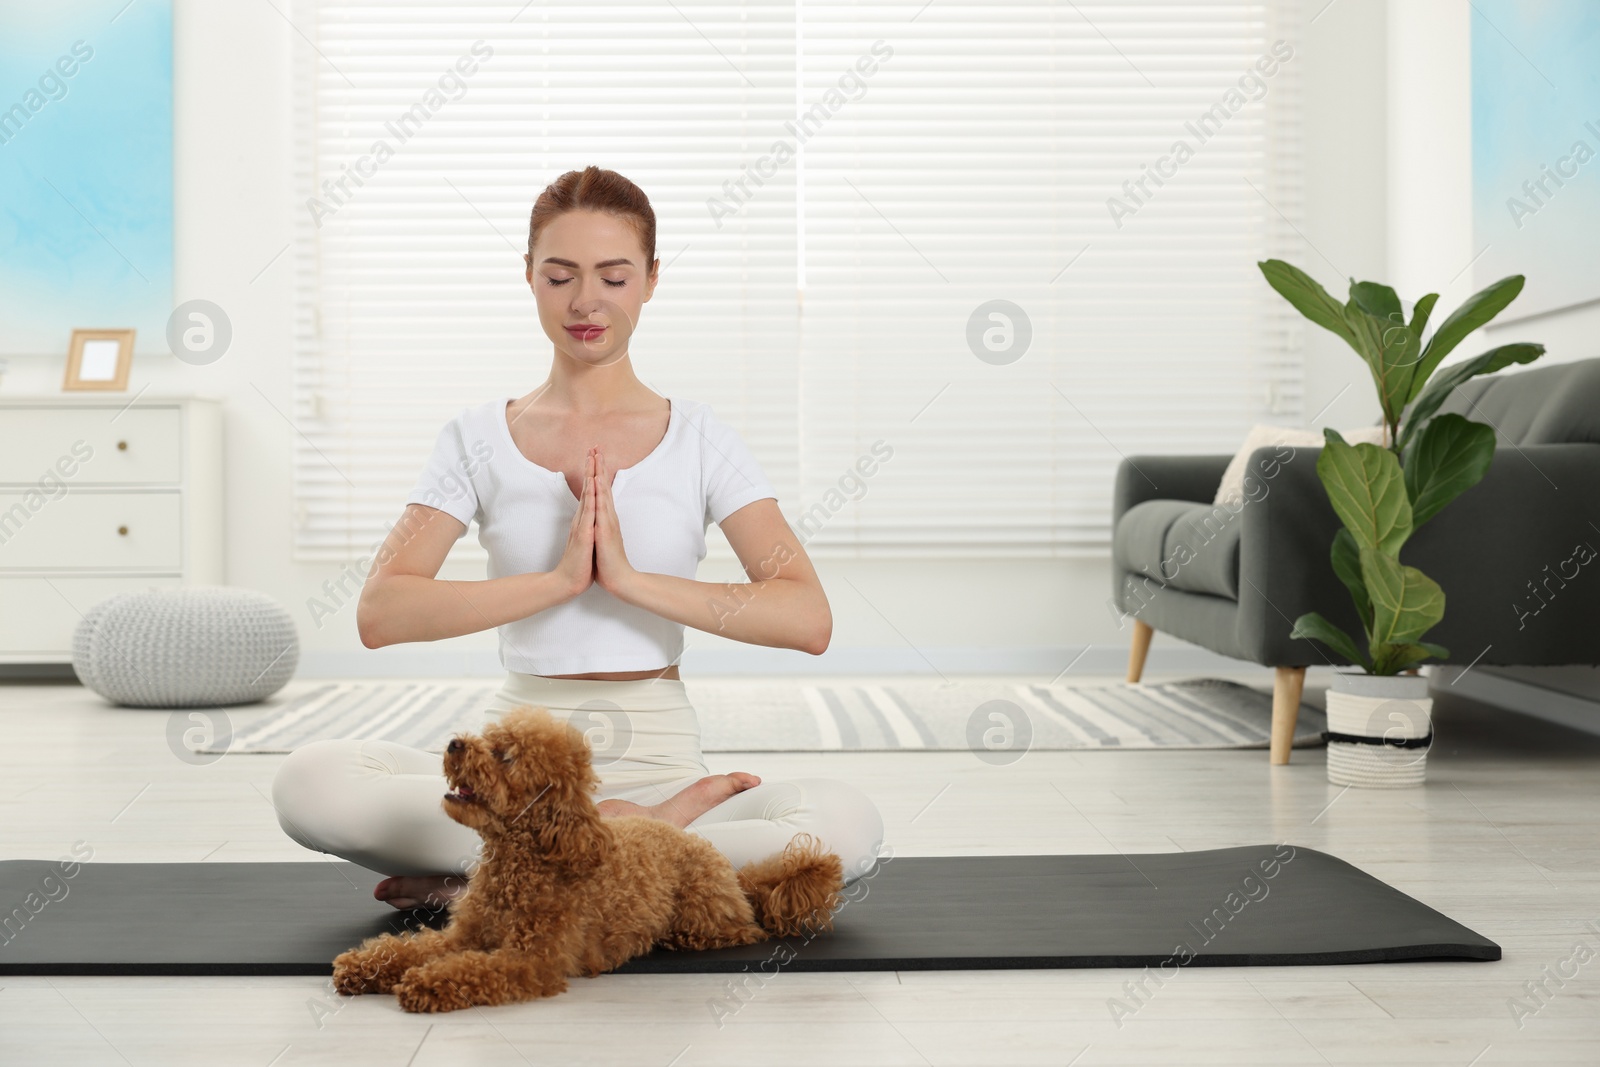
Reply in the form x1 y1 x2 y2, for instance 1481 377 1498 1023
63 328 136 391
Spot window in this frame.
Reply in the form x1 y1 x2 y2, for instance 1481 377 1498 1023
292 0 1303 562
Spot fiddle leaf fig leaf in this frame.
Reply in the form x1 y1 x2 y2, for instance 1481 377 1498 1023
1350 280 1402 323
1404 413 1496 528
1408 292 1440 341
1375 642 1449 675
1398 342 1544 452
1346 281 1420 427
1290 612 1370 670
1330 527 1371 628
1409 275 1526 399
1360 547 1445 648
1316 429 1413 556
1258 260 1357 347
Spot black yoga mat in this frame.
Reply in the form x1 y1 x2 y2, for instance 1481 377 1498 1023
0 845 1498 976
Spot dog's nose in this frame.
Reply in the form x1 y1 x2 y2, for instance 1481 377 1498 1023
446 738 464 755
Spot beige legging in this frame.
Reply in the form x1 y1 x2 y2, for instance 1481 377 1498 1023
270 673 886 885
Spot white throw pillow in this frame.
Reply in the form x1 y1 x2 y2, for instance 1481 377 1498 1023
1213 423 1386 507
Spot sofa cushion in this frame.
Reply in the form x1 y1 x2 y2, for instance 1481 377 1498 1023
1214 423 1385 507
1113 499 1243 601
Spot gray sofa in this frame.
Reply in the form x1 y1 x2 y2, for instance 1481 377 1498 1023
1111 357 1600 764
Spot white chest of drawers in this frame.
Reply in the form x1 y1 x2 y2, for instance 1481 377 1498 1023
0 396 224 665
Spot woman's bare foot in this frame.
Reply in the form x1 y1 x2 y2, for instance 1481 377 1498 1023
596 772 760 828
373 874 468 911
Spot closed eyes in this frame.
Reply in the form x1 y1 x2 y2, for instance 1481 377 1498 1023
545 277 626 288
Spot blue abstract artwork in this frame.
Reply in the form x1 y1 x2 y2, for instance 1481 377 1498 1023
1471 0 1600 319
0 1 173 356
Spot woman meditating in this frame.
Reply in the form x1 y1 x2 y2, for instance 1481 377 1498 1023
271 166 885 911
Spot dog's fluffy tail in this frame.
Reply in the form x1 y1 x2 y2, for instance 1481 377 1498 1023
736 833 845 938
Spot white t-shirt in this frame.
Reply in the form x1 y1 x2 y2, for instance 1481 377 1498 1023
404 395 778 676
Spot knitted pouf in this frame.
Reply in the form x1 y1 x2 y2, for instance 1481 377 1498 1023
72 586 299 707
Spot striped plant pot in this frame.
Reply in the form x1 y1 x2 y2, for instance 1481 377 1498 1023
1324 670 1432 788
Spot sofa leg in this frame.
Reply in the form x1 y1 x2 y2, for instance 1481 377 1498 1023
1126 620 1153 684
1270 666 1306 765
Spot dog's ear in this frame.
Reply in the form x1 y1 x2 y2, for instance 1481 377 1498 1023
534 771 612 870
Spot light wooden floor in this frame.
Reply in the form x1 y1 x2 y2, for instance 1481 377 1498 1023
2 669 1598 1065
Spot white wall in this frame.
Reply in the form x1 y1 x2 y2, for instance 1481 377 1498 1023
1386 0 1475 312
0 0 1394 678
1298 0 1390 435
1485 299 1600 366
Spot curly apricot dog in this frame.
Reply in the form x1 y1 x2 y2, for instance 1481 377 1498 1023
331 705 846 1012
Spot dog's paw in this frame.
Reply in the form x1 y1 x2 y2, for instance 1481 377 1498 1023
393 970 477 1014
333 932 428 995
330 959 365 997
332 948 390 996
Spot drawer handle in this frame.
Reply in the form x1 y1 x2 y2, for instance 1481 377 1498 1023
117 440 128 451
118 525 129 536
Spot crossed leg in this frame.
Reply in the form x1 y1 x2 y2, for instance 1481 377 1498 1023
379 771 766 909
272 738 886 913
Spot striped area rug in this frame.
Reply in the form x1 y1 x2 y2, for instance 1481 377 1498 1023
200 678 1325 754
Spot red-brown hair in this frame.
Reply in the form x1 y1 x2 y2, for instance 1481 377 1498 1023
527 166 657 270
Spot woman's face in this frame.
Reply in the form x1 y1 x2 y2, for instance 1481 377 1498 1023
525 209 658 368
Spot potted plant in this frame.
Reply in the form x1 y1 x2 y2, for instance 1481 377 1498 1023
1257 260 1545 786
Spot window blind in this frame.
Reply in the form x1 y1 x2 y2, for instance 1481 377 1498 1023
291 0 1303 563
